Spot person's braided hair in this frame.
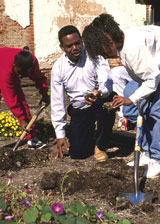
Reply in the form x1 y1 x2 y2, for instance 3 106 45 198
82 24 110 66
92 13 123 43
82 13 123 65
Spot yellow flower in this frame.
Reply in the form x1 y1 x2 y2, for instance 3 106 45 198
0 111 21 137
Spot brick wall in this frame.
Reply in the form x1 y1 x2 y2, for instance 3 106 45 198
0 0 34 53
146 5 151 21
108 58 122 69
0 0 147 71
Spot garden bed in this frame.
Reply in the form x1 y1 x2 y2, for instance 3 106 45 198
0 83 160 223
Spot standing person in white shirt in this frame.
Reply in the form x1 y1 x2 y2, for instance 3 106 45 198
51 25 115 161
82 13 160 178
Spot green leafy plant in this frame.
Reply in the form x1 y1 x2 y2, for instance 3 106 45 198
60 170 79 203
34 118 55 143
0 173 131 224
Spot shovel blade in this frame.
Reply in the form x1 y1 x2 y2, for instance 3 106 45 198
130 192 145 204
118 191 153 204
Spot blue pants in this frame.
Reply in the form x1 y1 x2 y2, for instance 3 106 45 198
142 84 160 161
67 102 115 159
123 81 139 123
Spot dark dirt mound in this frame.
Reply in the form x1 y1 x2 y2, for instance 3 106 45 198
0 131 160 224
1 84 160 224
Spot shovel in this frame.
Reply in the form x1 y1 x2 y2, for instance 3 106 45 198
118 102 153 204
12 103 47 151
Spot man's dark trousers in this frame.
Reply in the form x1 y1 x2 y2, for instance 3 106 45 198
67 102 115 159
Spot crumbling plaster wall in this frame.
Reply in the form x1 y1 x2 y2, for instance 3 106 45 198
34 0 146 69
0 0 34 52
3 0 146 70
4 0 30 28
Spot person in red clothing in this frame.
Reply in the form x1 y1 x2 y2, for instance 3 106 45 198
0 47 49 149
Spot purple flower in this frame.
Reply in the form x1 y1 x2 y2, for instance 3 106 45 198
23 197 32 207
25 189 31 194
7 176 12 180
96 211 104 220
5 196 10 203
51 203 64 215
5 216 13 220
18 196 22 200
11 114 16 119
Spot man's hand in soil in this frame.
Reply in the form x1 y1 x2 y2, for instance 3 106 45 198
112 95 133 109
56 138 69 159
85 90 102 105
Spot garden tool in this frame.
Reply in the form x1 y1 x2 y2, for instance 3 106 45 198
118 102 153 204
12 102 48 151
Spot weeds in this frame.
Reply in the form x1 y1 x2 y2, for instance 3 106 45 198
0 171 131 224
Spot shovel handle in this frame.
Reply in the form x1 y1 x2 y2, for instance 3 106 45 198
135 115 143 151
12 114 38 152
19 114 38 140
134 113 143 197
12 104 47 151
19 104 46 140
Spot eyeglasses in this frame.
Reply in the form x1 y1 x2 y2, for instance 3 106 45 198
63 40 82 49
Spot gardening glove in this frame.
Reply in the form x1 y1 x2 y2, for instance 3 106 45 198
40 93 50 107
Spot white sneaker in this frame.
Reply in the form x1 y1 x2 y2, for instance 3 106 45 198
27 136 47 149
143 159 160 178
127 152 150 166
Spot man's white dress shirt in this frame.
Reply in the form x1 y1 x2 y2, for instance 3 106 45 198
51 47 112 138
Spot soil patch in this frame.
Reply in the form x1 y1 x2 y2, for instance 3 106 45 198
0 83 160 224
